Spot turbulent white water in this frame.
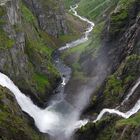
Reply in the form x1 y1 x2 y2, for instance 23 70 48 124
92 77 140 123
121 77 140 105
0 2 140 140
0 4 94 140
1 70 140 138
59 4 94 51
0 72 61 134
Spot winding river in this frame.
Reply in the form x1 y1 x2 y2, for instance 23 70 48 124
0 3 140 140
0 4 94 140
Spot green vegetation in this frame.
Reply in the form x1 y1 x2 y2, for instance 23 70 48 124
109 9 128 36
62 19 104 80
33 73 50 93
117 113 140 127
19 2 60 95
78 116 118 140
105 75 123 96
58 34 80 45
104 54 140 106
0 6 6 16
0 86 44 140
63 0 77 8
60 12 87 46
21 3 35 23
78 0 119 22
104 75 124 105
0 30 15 49
109 0 139 37
0 7 15 49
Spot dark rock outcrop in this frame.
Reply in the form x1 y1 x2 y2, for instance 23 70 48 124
0 0 63 102
0 85 45 140
75 0 140 140
23 0 68 37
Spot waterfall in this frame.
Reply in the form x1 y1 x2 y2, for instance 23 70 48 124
93 77 140 122
0 4 95 140
76 77 140 127
121 77 140 105
0 72 61 134
0 2 139 140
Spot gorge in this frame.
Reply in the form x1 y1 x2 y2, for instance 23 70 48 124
0 0 140 140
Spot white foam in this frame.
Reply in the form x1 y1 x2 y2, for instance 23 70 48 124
78 77 140 126
0 72 61 134
121 77 140 105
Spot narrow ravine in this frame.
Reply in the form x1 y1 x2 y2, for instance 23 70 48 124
59 4 94 51
0 4 94 140
93 77 140 123
0 3 140 140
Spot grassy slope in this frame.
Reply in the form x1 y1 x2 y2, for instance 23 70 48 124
78 0 119 22
20 2 60 95
63 0 80 8
0 0 68 101
0 86 45 140
62 0 115 80
75 0 140 139
58 12 87 46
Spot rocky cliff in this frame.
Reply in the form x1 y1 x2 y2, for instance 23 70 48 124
0 0 87 139
23 0 68 37
0 0 69 103
0 0 70 138
0 85 45 140
62 0 140 139
78 0 140 139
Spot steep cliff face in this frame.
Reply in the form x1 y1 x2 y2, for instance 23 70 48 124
23 0 68 37
0 0 35 95
0 0 65 102
0 85 45 140
62 0 140 139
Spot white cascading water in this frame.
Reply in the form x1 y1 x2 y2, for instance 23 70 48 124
0 2 140 140
0 0 10 6
66 76 140 127
0 72 60 134
93 77 140 123
0 72 88 139
1 70 140 130
121 77 140 105
0 4 93 140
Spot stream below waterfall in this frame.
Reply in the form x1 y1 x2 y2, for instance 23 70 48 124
0 4 140 140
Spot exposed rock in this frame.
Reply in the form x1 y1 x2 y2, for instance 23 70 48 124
0 0 61 102
0 0 35 95
23 0 68 37
0 85 45 140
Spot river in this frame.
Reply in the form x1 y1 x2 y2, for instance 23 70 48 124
0 3 140 140
0 4 94 140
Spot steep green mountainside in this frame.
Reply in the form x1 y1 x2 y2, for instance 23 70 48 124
78 0 119 22
0 85 45 140
0 0 62 102
0 0 86 139
0 0 85 102
0 0 140 139
62 0 140 139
